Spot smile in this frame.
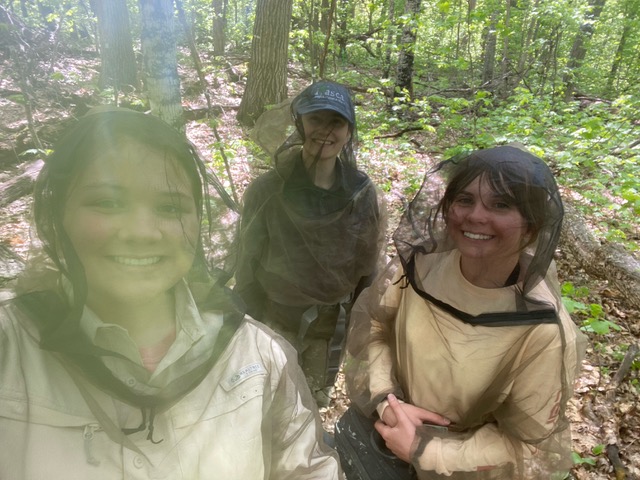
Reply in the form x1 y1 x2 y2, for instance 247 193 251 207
463 232 493 240
312 138 334 145
111 256 162 266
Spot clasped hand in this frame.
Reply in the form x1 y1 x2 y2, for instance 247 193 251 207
374 393 450 463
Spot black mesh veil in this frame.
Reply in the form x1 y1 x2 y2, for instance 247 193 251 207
343 146 586 479
394 145 565 319
236 80 385 315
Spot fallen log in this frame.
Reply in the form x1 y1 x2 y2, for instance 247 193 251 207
0 242 24 285
0 160 43 208
561 202 640 310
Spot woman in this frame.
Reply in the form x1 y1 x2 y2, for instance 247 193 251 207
235 81 385 405
339 145 586 479
0 108 340 479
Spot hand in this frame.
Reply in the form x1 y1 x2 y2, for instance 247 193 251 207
375 394 420 463
381 397 450 429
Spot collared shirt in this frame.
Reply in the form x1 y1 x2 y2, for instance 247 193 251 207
0 284 341 479
81 281 209 380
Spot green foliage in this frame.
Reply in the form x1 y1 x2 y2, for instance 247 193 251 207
561 282 621 335
572 450 597 466
423 87 640 251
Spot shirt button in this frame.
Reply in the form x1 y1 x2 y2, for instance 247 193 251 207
133 456 144 469
127 378 136 386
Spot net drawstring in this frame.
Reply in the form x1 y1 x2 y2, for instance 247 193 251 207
122 408 164 444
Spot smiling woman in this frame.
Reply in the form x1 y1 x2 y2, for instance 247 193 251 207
0 108 340 479
61 139 200 342
339 146 587 480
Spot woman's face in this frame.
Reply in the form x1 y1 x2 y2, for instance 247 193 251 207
447 175 529 274
301 109 351 163
62 138 199 309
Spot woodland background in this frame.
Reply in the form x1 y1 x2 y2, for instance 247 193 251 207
0 0 639 478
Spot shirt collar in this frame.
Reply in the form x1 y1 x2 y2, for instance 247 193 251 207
79 280 205 364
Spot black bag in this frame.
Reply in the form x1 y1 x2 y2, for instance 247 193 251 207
335 407 416 480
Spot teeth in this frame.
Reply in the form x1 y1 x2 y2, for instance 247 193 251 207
112 256 161 266
463 232 492 240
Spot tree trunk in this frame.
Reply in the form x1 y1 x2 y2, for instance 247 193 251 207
606 23 631 91
320 0 331 34
318 0 337 78
563 0 607 99
90 0 138 90
211 0 227 56
498 0 511 96
382 0 396 78
336 0 355 60
481 11 498 85
561 203 640 310
394 0 422 101
308 0 319 76
139 0 183 130
236 0 292 127
516 0 539 79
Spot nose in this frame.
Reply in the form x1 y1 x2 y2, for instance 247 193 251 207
466 202 490 223
117 207 163 243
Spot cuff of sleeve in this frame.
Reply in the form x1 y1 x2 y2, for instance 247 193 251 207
415 436 455 476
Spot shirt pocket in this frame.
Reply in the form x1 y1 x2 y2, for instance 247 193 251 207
170 362 267 429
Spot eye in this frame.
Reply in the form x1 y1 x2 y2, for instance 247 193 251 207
453 194 474 205
90 198 124 210
157 203 186 216
306 114 323 125
493 198 515 210
330 117 347 128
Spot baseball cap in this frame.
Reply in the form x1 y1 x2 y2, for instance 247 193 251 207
293 81 355 125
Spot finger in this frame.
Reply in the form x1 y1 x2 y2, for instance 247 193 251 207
416 410 450 426
387 394 411 423
381 406 398 427
374 419 390 437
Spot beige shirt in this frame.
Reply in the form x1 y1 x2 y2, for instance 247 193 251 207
369 250 582 476
0 284 340 479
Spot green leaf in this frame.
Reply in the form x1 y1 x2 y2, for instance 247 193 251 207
572 451 596 466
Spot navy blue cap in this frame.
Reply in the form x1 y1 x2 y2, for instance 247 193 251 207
293 81 355 125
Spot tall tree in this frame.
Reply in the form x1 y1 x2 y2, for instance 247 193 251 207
336 0 355 60
498 0 511 96
237 0 292 126
606 0 638 92
139 0 183 130
563 0 607 99
394 0 421 101
90 0 138 90
382 0 396 78
481 11 498 86
318 0 337 77
212 0 227 56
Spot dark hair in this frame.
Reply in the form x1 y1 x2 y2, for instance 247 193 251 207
32 109 212 309
440 149 551 248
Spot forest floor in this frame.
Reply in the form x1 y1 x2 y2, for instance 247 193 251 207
0 52 639 479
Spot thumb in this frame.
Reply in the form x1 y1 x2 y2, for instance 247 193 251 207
387 394 410 423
